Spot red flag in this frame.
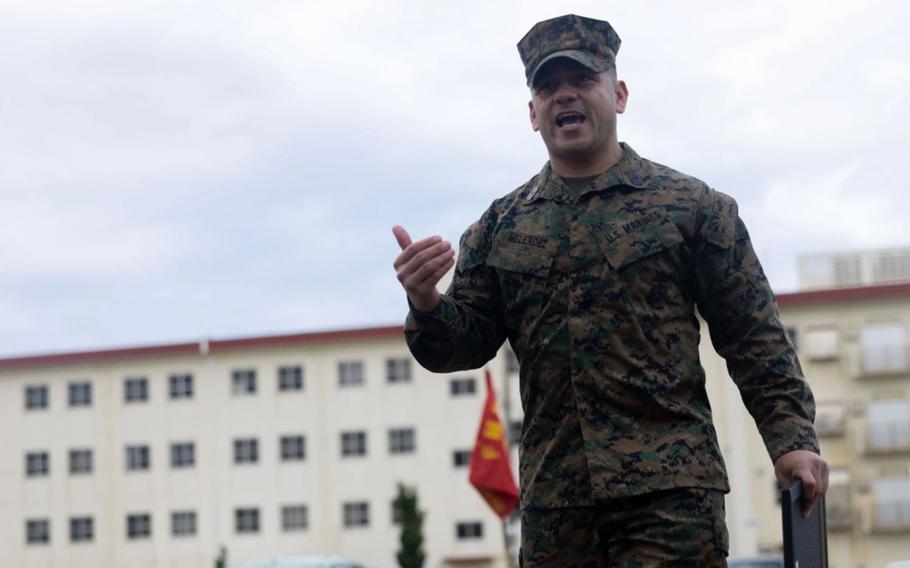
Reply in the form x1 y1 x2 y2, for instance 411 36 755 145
469 369 519 518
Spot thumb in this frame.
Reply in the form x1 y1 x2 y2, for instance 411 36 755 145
392 225 412 250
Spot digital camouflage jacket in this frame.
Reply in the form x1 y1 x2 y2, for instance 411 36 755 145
405 144 819 509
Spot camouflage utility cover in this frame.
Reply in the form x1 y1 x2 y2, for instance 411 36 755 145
405 144 819 509
518 14 621 86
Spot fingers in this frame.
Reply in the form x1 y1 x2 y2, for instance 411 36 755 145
799 470 818 518
392 225 413 251
392 226 455 312
399 242 454 288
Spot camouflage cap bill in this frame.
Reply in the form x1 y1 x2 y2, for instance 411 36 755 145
518 14 621 87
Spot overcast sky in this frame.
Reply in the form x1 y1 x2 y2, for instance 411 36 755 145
1 0 908 357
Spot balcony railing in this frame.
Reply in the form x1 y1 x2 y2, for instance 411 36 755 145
865 422 910 454
869 500 910 533
859 345 910 377
825 485 852 530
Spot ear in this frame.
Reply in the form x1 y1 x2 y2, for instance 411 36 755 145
529 100 540 132
614 80 629 114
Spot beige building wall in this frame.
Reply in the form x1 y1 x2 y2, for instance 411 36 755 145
703 283 910 567
1 331 521 568
4 282 908 568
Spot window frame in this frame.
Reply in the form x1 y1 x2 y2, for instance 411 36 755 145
171 511 197 537
388 427 416 455
25 451 49 477
125 445 151 472
25 384 49 411
69 448 93 475
25 519 50 545
68 381 92 407
169 373 194 399
342 501 370 528
235 508 260 534
231 368 257 396
338 360 365 387
126 513 152 540
278 365 304 391
233 438 259 465
340 431 367 457
281 504 309 531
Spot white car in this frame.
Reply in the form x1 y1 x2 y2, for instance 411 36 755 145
227 555 366 568
728 556 783 568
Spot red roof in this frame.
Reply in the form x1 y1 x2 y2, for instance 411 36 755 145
777 282 910 307
0 325 404 370
2 282 908 371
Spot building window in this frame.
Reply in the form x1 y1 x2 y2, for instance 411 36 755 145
785 326 799 351
25 519 50 545
826 469 852 530
343 502 369 528
233 438 259 464
338 361 364 387
170 442 195 468
508 420 522 446
278 365 304 391
453 449 471 468
171 511 197 537
506 349 520 374
235 508 260 534
815 402 846 437
169 373 193 399
124 377 148 403
391 499 403 525
125 445 150 471
70 517 93 543
861 323 907 374
281 505 309 531
25 452 49 477
68 382 92 407
867 400 910 452
389 428 416 455
386 358 411 383
341 431 367 457
872 476 910 530
280 435 306 461
69 449 93 475
231 369 257 396
804 328 839 361
127 513 151 540
456 521 484 540
450 377 476 396
25 385 48 411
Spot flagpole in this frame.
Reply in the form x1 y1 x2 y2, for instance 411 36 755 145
500 365 517 568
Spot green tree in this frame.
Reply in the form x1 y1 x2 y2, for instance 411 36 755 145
395 483 426 568
214 545 227 568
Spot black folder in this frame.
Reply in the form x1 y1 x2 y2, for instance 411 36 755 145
781 479 828 568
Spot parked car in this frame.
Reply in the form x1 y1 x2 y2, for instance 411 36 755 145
227 555 366 568
728 556 783 568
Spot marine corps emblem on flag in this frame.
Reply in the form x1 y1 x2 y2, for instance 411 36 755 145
469 370 519 518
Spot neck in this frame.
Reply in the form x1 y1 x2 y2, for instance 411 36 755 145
550 141 623 178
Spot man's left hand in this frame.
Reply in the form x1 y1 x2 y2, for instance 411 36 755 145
774 449 830 518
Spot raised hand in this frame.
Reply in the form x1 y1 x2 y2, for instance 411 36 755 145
392 225 455 312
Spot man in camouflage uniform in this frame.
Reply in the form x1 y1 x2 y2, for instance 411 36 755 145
393 14 829 567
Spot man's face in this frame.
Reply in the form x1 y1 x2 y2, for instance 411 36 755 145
529 58 628 166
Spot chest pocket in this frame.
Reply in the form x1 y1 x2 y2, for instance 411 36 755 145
486 231 560 317
486 231 559 276
600 210 689 333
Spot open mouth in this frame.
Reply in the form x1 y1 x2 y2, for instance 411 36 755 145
556 112 585 127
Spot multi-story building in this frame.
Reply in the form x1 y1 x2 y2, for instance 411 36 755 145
2 282 908 568
0 328 521 568
705 282 910 567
